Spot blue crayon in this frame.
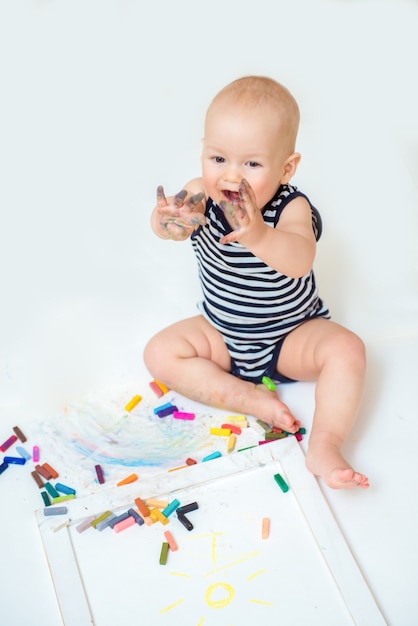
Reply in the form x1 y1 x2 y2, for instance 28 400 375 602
127 508 144 526
3 456 26 465
16 446 31 461
108 511 131 528
96 513 117 531
0 461 9 475
43 506 68 516
55 483 76 496
153 402 172 414
162 499 180 518
157 405 178 418
202 451 222 462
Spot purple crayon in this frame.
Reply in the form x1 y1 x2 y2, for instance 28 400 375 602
95 464 105 484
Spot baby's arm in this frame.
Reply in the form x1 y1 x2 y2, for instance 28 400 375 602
151 178 206 241
220 179 316 278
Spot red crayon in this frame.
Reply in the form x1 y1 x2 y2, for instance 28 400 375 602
0 435 18 452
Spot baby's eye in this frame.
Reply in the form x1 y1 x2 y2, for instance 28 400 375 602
246 161 261 168
213 156 225 164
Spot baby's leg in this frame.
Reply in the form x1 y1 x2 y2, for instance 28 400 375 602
143 315 300 432
277 318 369 489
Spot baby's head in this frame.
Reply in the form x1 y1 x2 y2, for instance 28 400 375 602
202 76 301 209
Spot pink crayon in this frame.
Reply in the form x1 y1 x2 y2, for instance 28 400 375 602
173 411 195 421
32 445 40 462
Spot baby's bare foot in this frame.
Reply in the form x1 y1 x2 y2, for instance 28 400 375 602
252 384 300 432
306 440 369 489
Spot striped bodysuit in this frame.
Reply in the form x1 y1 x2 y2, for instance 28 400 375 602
190 184 330 383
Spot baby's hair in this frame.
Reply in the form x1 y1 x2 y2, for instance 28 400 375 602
208 75 300 152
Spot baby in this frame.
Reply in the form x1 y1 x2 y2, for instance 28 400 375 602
144 76 369 489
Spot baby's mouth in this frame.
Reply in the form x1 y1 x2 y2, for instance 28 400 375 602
222 190 241 203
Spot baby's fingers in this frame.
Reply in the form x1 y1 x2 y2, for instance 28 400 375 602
238 179 257 215
156 185 168 208
186 192 205 209
174 189 188 207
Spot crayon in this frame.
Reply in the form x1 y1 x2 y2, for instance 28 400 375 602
162 499 180 518
134 497 150 517
262 376 276 391
173 411 195 420
76 515 96 533
177 502 198 515
55 483 76 496
13 426 27 442
113 516 136 533
127 508 144 526
227 434 236 453
43 506 68 516
262 517 270 539
95 464 105 484
41 491 51 506
210 427 231 437
202 451 222 462
117 473 138 487
274 473 289 493
125 395 142 412
35 464 53 480
177 513 193 531
0 435 18 452
32 446 40 462
0 461 9 475
221 423 242 435
3 456 25 465
31 471 44 488
42 462 59 478
159 542 169 565
153 380 169 395
164 530 178 551
16 446 31 461
149 380 164 397
44 482 60 499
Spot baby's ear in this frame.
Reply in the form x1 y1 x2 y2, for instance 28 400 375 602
280 153 301 183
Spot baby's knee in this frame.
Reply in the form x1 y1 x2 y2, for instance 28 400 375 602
335 330 366 371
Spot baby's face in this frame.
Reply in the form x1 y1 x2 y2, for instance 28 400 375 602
201 102 291 210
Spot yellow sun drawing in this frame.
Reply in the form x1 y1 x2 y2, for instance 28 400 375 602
159 531 273 624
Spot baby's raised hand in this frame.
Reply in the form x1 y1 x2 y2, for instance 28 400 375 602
219 179 265 246
156 185 205 240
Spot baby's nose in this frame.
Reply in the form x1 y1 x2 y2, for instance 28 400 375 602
222 166 241 184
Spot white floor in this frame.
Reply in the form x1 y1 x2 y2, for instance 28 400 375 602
1 1 418 625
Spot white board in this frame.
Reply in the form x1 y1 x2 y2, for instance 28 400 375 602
36 438 386 626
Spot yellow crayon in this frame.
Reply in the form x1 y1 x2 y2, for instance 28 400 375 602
125 395 142 412
150 507 169 525
154 380 169 395
210 427 231 437
225 415 248 427
227 434 236 453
